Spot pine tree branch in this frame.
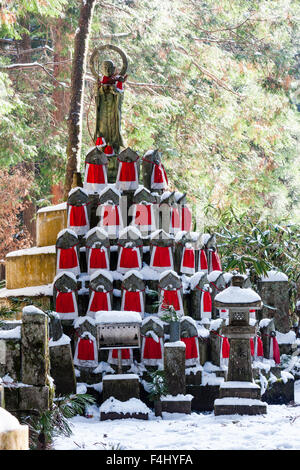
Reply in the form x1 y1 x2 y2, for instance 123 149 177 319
0 61 68 87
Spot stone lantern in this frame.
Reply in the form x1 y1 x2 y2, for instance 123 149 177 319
213 274 267 415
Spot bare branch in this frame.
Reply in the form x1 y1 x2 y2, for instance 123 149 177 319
0 62 69 87
176 45 244 98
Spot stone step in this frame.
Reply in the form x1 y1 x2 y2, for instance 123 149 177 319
214 397 267 416
219 381 261 400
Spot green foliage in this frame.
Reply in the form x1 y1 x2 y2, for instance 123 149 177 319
204 203 300 307
23 393 95 450
148 370 168 401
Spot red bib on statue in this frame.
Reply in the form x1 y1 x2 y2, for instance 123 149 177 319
182 248 195 269
222 337 230 359
103 205 120 226
211 250 222 271
181 336 198 360
119 161 137 182
199 249 208 271
86 163 106 184
181 206 192 231
162 289 181 311
171 207 180 229
143 337 162 360
77 338 95 361
90 291 109 312
89 248 108 269
123 290 142 312
202 290 212 313
152 246 172 268
56 291 75 314
119 247 140 269
58 246 78 269
69 205 87 227
134 204 152 226
112 349 131 359
257 337 264 357
153 164 168 184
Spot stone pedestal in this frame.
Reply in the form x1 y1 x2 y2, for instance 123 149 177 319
164 342 186 396
102 374 140 402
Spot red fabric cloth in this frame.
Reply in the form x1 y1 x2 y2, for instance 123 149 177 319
211 250 222 271
118 161 137 182
104 145 114 156
119 247 140 269
171 207 180 229
152 246 171 268
272 337 281 364
199 249 208 271
143 336 162 359
116 80 123 91
181 336 198 360
182 248 195 269
153 163 168 185
69 205 87 227
123 290 142 312
95 136 105 146
222 337 230 358
135 204 152 226
257 336 264 357
102 205 120 226
89 248 108 269
77 338 95 361
250 338 255 356
86 163 106 184
162 289 181 311
202 290 212 313
112 349 131 359
181 206 192 231
101 75 115 84
56 291 75 314
90 291 109 312
58 246 78 269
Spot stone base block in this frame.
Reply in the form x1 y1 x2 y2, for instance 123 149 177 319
186 369 202 385
186 384 220 411
261 378 294 405
6 246 56 289
102 374 140 402
214 397 267 416
5 385 50 412
219 382 261 400
19 385 50 412
100 411 148 421
161 399 191 414
0 425 29 450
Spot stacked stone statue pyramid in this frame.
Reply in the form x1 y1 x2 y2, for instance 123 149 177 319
0 141 296 417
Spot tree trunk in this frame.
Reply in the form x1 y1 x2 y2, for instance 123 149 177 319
64 0 97 199
52 18 71 125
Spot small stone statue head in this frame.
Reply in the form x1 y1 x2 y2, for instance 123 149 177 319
102 60 115 77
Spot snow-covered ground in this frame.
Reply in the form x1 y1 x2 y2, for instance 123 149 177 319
53 381 300 450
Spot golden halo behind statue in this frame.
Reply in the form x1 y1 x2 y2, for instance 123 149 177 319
90 44 128 79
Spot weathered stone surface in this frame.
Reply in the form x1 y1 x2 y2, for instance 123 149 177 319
219 384 261 399
19 385 50 411
257 280 290 333
0 339 21 382
100 411 148 421
0 425 29 450
21 307 49 386
259 319 275 359
261 378 294 405
161 399 191 414
214 398 267 416
48 312 63 341
6 248 56 289
37 205 67 247
189 272 209 321
50 343 76 396
186 384 220 412
102 374 140 402
210 320 225 366
3 387 19 411
164 343 186 396
185 370 202 386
